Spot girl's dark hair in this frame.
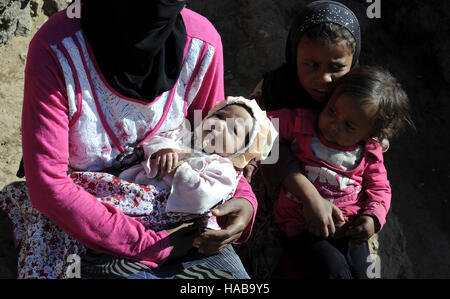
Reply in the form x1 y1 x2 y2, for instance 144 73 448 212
305 23 357 56
334 66 414 141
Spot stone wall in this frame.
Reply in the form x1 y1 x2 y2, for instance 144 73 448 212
0 0 70 46
0 0 32 46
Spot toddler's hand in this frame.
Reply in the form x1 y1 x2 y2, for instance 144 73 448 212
345 215 375 244
303 196 345 239
153 149 183 180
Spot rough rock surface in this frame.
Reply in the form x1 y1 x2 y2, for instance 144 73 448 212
0 0 71 46
41 0 71 17
0 0 32 46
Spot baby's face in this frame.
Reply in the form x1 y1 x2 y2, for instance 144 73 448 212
318 93 377 147
201 105 253 157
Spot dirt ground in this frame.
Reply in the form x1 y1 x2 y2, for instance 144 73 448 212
0 1 449 279
0 11 48 280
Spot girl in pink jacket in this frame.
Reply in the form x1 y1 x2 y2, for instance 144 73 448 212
269 66 413 279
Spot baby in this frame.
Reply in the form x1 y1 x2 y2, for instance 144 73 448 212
71 96 277 230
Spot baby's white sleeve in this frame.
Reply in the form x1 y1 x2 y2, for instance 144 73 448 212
166 155 237 214
141 130 186 159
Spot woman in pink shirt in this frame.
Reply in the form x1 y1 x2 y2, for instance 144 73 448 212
269 66 414 278
0 1 257 279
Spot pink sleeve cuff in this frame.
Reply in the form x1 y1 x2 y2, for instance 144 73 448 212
138 230 172 267
362 207 386 232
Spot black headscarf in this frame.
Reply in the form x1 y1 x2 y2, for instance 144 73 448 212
261 0 361 111
81 0 187 102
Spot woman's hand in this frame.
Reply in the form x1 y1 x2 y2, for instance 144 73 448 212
345 215 375 244
165 221 201 261
193 198 254 254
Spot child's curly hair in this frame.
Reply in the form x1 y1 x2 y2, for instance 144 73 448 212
333 66 414 141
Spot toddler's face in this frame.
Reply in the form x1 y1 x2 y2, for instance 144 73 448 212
296 35 353 102
201 105 253 157
318 93 377 147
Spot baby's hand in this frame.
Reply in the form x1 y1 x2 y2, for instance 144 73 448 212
153 149 184 180
345 215 375 244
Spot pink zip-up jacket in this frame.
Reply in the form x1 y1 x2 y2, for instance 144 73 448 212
21 8 257 268
269 109 391 237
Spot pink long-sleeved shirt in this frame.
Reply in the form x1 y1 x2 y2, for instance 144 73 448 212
21 8 257 268
269 109 391 237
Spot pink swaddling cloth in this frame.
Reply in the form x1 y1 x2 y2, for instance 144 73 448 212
119 128 238 215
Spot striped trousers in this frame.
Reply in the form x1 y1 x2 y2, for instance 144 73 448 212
81 245 250 279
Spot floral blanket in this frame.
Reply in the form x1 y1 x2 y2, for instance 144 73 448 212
0 171 240 279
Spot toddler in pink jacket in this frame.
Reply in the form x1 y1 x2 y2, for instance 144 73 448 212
268 66 413 278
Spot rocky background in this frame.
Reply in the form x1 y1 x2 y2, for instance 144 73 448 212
0 0 449 279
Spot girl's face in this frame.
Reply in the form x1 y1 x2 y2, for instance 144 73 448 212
297 35 353 102
318 93 377 147
201 105 253 157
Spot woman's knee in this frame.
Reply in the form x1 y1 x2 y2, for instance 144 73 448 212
176 245 250 279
